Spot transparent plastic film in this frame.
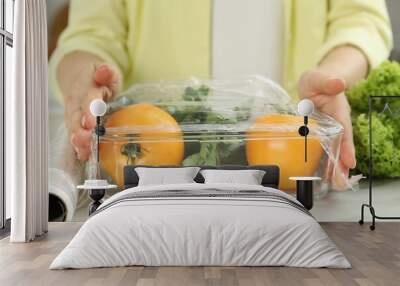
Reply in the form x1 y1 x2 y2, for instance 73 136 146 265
95 76 357 195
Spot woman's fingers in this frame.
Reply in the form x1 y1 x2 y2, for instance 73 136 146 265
326 78 346 95
66 85 112 161
81 86 112 129
340 125 356 169
300 70 346 98
94 64 114 86
331 160 350 191
70 128 93 161
81 64 118 130
74 85 112 160
94 63 121 97
328 94 356 170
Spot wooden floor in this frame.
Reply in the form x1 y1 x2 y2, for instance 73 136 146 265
0 222 399 286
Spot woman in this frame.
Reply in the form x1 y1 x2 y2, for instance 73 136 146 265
50 0 393 179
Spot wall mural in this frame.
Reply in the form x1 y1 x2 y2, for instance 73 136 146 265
47 1 400 222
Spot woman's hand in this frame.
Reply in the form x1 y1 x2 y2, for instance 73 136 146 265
298 46 368 184
57 52 121 161
298 70 356 178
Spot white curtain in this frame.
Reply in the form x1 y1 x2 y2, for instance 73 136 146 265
7 0 49 242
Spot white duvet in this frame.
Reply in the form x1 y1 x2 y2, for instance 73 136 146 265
50 183 350 269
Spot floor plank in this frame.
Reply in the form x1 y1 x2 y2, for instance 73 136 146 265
0 222 399 286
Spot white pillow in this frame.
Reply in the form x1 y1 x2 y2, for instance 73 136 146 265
200 169 266 185
135 167 201 186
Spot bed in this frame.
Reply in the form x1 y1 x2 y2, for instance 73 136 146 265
50 165 350 269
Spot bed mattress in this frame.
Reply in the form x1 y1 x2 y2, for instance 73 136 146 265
50 183 350 269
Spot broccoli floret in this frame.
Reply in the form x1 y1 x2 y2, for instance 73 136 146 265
347 61 400 177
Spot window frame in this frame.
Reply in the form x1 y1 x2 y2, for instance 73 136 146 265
0 0 14 234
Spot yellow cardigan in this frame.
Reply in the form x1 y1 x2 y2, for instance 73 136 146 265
50 0 393 99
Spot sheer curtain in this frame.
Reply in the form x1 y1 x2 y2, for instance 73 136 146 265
7 0 49 242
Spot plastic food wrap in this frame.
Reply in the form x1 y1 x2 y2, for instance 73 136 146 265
95 76 355 196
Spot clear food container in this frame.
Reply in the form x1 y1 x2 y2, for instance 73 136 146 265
92 76 349 196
